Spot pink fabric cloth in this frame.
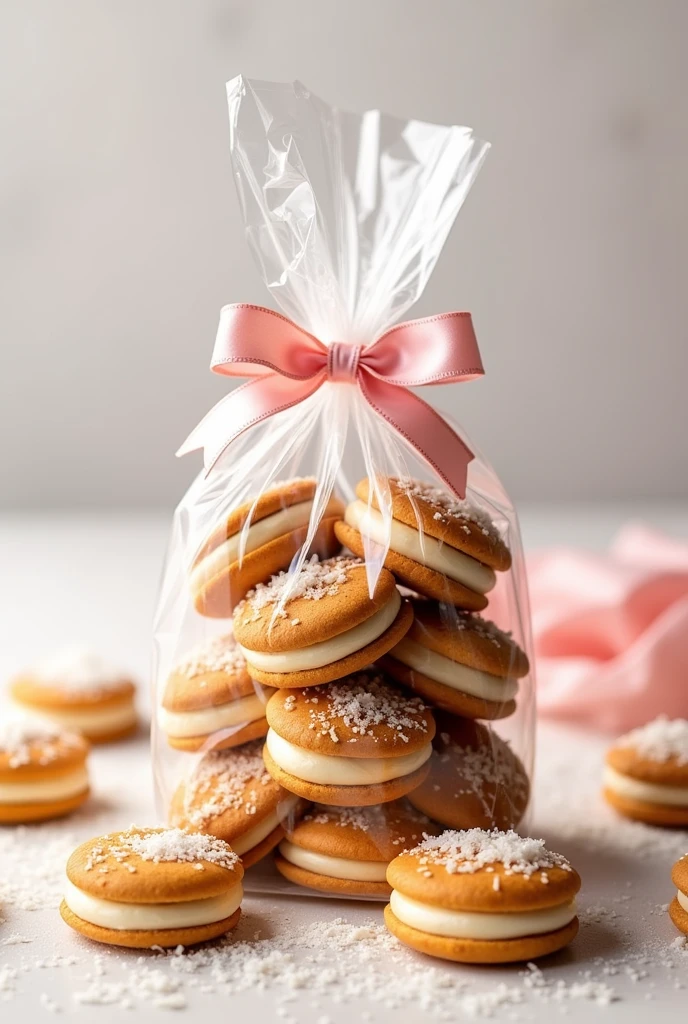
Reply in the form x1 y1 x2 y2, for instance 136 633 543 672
530 523 688 733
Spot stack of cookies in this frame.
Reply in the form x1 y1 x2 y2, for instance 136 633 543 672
162 474 530 892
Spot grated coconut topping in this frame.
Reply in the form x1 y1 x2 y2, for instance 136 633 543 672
29 646 128 695
239 555 361 620
83 827 239 873
173 634 246 679
181 742 273 826
395 477 498 537
405 828 573 876
0 718 80 769
438 732 528 821
300 674 429 745
615 715 688 765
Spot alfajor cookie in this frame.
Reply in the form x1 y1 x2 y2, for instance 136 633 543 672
407 713 529 831
11 647 137 743
603 716 688 826
263 672 435 806
0 718 89 823
169 740 302 867
380 600 528 720
275 801 437 897
335 477 511 611
60 827 243 948
669 854 688 936
191 477 344 617
160 634 273 752
233 555 412 689
385 828 580 964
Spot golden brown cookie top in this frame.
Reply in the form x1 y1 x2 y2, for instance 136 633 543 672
0 719 88 781
233 555 397 653
673 854 688 894
266 672 435 757
171 741 287 836
406 600 529 679
163 634 255 710
387 829 579 912
286 800 437 862
11 648 134 709
66 827 243 903
606 716 688 786
355 477 511 571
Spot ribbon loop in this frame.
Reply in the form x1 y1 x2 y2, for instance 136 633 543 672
178 304 484 498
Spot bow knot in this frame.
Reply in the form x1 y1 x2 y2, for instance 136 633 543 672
178 304 484 498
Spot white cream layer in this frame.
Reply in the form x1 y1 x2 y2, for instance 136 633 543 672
266 728 431 786
0 766 89 804
345 501 496 595
22 700 136 737
240 590 401 673
389 890 577 941
392 637 518 702
63 878 243 931
191 499 325 592
160 693 269 739
231 798 299 856
279 839 388 881
603 766 688 807
677 890 688 914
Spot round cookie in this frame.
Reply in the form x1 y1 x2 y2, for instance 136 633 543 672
160 634 273 752
603 716 688 826
10 647 137 744
60 827 243 948
335 477 511 611
0 718 89 823
263 672 435 806
275 800 438 897
233 555 413 689
191 477 344 617
169 740 303 867
407 713 529 831
380 600 528 720
385 828 580 963
670 855 688 936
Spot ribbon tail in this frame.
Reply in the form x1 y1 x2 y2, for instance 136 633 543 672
358 372 474 498
177 374 324 474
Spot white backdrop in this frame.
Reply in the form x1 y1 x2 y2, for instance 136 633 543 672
1 0 687 508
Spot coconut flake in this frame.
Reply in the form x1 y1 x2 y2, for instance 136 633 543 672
239 555 361 619
28 646 128 695
180 742 274 827
172 634 246 678
395 478 498 536
616 716 688 765
0 718 80 769
299 674 429 745
405 828 573 876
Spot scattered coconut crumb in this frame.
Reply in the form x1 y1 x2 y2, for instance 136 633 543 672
616 716 688 765
395 477 498 537
28 646 127 696
404 829 573 877
0 719 81 769
172 634 246 679
238 555 361 620
178 742 275 827
296 673 429 745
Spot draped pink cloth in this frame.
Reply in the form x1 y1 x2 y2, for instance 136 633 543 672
530 524 688 732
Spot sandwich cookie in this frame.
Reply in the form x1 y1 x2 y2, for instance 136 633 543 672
264 672 435 806
191 477 344 617
380 601 528 720
276 801 437 897
669 854 688 936
233 555 412 689
385 828 580 964
335 477 511 611
10 647 137 743
169 740 302 867
60 827 243 948
408 713 529 831
603 716 688 826
0 718 89 823
160 634 273 752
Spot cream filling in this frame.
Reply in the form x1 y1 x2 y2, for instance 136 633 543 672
389 890 577 940
266 728 431 786
160 693 270 739
240 590 401 673
345 501 496 594
603 766 688 807
677 890 688 914
23 701 136 737
0 766 89 804
279 839 388 881
63 878 242 931
191 499 319 592
392 637 518 702
231 798 299 855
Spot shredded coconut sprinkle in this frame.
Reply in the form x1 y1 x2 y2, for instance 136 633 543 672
84 828 239 872
405 829 573 876
300 674 429 745
180 742 274 826
0 718 79 768
395 477 498 537
616 716 688 765
240 555 361 619
438 732 528 821
28 646 127 695
173 634 246 678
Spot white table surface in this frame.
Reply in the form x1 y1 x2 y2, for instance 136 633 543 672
1 503 687 1022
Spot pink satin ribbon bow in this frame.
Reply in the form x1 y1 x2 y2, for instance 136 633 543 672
178 304 484 497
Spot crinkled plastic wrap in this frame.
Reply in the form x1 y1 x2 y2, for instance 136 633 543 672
152 78 536 899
